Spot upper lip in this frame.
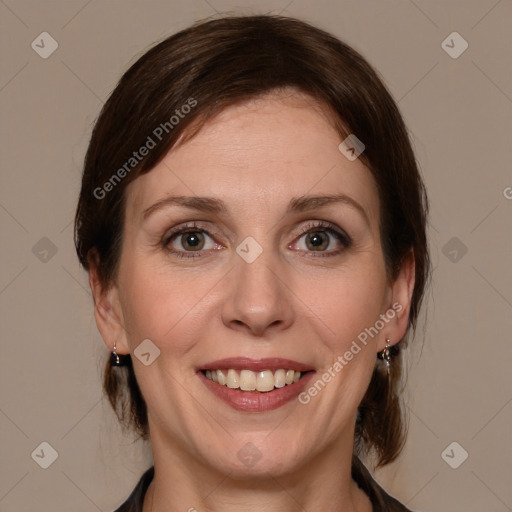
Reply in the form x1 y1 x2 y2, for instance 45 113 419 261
198 357 315 372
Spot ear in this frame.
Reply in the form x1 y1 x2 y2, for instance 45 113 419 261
379 248 415 352
88 254 129 355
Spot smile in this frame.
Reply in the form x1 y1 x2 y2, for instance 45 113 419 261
198 357 316 412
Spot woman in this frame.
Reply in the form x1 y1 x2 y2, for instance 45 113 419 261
74 14 430 512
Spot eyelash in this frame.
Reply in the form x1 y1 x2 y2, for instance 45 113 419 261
162 220 352 259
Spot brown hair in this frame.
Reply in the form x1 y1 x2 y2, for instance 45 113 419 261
74 14 430 468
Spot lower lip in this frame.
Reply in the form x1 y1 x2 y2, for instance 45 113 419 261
198 371 316 412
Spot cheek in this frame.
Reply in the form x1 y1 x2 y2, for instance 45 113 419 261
300 262 388 348
118 255 218 353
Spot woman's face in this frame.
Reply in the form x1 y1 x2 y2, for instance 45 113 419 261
93 91 413 478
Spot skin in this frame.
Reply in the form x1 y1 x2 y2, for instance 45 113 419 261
89 90 415 512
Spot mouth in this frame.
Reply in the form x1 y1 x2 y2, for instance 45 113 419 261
197 357 316 412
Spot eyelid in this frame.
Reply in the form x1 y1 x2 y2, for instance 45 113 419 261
293 220 350 241
162 221 222 249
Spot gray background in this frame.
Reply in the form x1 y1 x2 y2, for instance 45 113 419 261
1 1 511 511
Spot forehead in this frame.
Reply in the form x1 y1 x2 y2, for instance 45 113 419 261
125 92 379 224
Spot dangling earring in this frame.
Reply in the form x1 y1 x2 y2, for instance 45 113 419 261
383 339 392 375
111 341 128 366
377 338 394 376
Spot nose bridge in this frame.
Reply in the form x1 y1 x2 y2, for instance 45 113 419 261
235 233 283 305
223 232 294 334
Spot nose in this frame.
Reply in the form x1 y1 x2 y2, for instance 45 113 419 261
221 245 295 337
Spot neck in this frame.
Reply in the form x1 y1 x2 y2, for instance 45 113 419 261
143 430 372 512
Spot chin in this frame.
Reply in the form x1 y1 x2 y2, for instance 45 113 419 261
201 434 307 480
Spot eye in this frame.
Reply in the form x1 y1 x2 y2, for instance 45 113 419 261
163 222 220 259
291 220 352 257
162 220 352 260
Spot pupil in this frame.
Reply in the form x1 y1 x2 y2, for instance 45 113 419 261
310 232 324 247
186 233 201 247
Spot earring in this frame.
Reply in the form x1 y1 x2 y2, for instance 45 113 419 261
377 338 396 376
110 341 128 367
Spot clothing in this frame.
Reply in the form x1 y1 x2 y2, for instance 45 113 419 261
113 455 413 511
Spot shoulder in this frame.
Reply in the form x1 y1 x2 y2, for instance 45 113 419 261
112 466 154 512
352 455 415 512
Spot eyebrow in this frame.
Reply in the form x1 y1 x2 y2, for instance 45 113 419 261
142 193 370 226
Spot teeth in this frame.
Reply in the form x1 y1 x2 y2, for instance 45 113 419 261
216 369 226 385
226 369 239 389
256 370 274 392
203 368 304 392
240 369 256 391
274 369 286 388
